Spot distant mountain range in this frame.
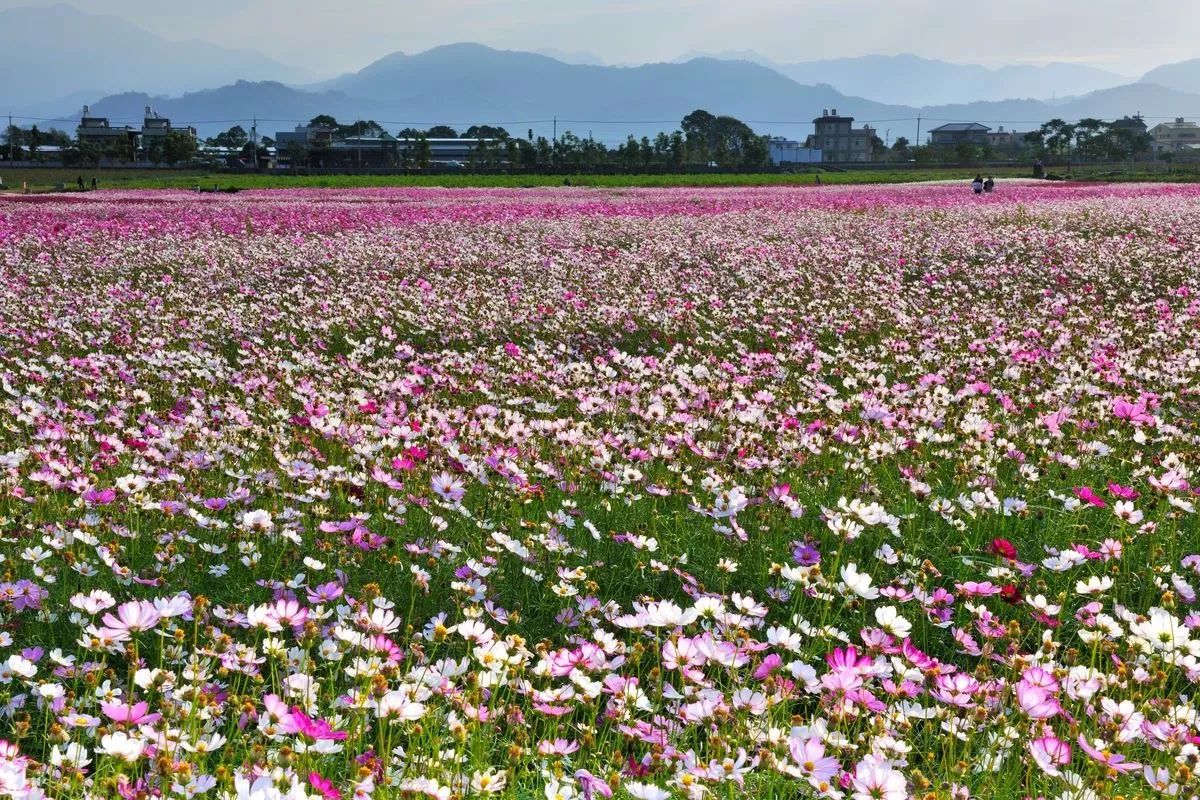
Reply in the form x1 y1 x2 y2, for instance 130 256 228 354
676 51 1134 107
3 4 1199 147
0 4 322 114
1140 59 1200 94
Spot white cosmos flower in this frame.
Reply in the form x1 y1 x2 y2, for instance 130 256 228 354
240 509 273 532
1113 500 1143 524
0 655 36 683
1075 576 1114 595
874 606 912 638
1129 607 1194 655
98 731 145 762
624 783 672 800
377 690 427 721
840 563 880 600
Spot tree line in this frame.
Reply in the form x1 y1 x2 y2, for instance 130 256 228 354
270 110 774 171
2 111 1163 172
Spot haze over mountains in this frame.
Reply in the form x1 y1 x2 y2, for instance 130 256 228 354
674 51 1133 107
0 4 323 114
4 4 1199 146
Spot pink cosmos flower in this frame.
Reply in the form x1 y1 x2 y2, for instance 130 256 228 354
931 673 981 707
851 755 907 800
537 738 580 756
1028 736 1071 776
1107 482 1140 500
1112 396 1154 425
788 736 840 783
574 770 613 800
1075 485 1108 508
1077 735 1140 774
101 701 162 726
100 601 161 634
1015 683 1060 719
309 773 341 800
291 708 347 742
83 487 116 506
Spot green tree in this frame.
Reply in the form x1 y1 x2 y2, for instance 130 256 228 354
668 131 686 171
146 138 165 166
740 134 770 170
953 142 978 165
426 125 458 138
534 136 552 168
285 141 307 170
414 134 432 169
1038 119 1076 162
870 134 888 160
208 125 248 149
162 131 197 166
2 124 25 159
1073 118 1107 161
1102 128 1152 162
681 109 717 163
77 141 101 168
462 125 509 140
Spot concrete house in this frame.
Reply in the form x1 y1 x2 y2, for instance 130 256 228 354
1149 118 1200 153
140 107 197 144
806 109 874 162
76 105 138 150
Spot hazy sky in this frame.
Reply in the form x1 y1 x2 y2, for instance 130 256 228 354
5 0 1195 76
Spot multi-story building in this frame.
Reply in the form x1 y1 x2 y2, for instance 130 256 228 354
140 106 197 144
1148 118 1200 153
806 109 875 162
76 105 138 152
985 126 1025 148
929 122 991 146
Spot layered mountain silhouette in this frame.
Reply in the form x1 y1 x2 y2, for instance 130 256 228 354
69 44 1200 145
1140 59 1200 94
3 5 1198 145
674 51 1133 106
0 4 319 114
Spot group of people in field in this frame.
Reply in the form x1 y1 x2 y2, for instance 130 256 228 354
971 174 995 194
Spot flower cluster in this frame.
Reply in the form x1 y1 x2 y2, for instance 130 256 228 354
0 184 1198 799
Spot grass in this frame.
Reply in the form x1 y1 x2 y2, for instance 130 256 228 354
3 163 1197 192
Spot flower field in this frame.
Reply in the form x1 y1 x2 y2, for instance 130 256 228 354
0 182 1199 799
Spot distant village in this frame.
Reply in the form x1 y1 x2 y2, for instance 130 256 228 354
2 104 1199 171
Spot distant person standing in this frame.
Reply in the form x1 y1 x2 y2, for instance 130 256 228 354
983 175 995 193
815 174 822 186
77 175 84 191
971 174 984 194
1033 158 1045 179
91 177 97 190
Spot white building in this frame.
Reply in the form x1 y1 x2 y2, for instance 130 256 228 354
768 137 821 165
1149 118 1200 153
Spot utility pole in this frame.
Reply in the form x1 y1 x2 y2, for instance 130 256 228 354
553 116 557 145
915 115 921 150
252 114 259 170
7 113 12 163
